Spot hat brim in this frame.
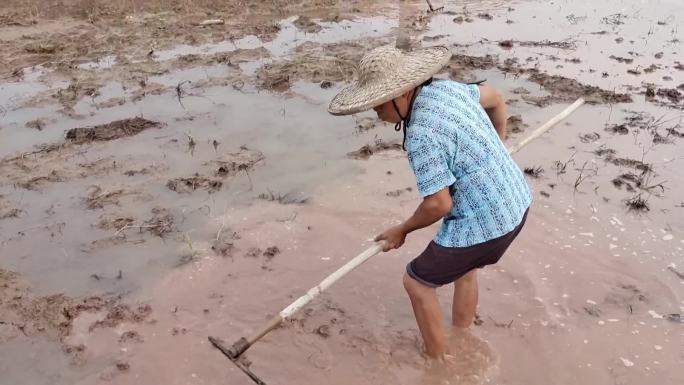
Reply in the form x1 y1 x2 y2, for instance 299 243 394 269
327 46 451 116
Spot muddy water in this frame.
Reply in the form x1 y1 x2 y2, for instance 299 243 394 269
1 0 683 384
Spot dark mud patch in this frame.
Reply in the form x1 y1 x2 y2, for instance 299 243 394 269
609 55 634 64
255 39 385 91
95 215 135 230
0 208 23 220
507 115 529 133
54 82 100 112
211 239 235 258
16 171 64 190
611 110 681 142
25 118 47 131
0 197 23 220
119 330 144 344
510 87 530 95
142 207 176 238
209 147 265 178
604 155 652 172
95 207 175 240
61 343 87 365
84 186 128 209
521 95 555 107
167 174 222 194
245 246 280 260
259 190 310 205
498 40 514 49
177 47 270 69
354 117 381 134
444 54 497 81
612 173 639 191
88 236 129 252
88 304 152 332
523 166 544 178
490 39 576 50
605 124 629 135
666 127 684 138
593 147 616 157
66 117 161 144
0 268 150 347
655 88 682 104
578 132 601 143
293 15 322 33
527 72 632 104
386 187 413 197
263 246 280 259
518 39 576 49
347 140 403 160
245 246 281 270
423 34 448 42
643 64 660 74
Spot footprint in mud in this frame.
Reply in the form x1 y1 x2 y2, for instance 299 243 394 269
414 330 499 385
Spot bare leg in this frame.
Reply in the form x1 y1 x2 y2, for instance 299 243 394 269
403 272 447 359
452 270 478 328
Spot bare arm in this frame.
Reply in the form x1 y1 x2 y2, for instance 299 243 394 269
402 187 452 234
479 85 507 140
375 187 452 251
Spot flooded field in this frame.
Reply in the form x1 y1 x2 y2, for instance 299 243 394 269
0 0 682 384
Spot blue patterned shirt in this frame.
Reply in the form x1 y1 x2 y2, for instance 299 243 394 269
406 80 532 247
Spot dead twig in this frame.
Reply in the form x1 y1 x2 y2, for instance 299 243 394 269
553 151 577 175
574 161 597 191
176 81 191 109
186 133 196 154
426 0 444 12
667 266 684 280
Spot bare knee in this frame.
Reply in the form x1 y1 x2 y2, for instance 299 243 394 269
453 310 473 328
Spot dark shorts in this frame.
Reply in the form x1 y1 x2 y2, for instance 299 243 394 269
406 208 529 288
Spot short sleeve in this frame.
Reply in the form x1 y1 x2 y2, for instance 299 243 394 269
466 83 480 102
406 131 456 197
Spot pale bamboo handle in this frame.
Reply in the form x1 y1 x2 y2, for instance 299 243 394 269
279 242 384 319
507 98 585 155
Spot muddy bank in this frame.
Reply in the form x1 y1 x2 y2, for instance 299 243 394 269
347 139 403 160
256 38 390 92
66 118 161 144
0 0 385 75
0 268 152 366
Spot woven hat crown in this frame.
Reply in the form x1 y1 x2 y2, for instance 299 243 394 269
328 45 451 115
358 46 403 85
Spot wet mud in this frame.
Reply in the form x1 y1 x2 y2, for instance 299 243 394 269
1 1 683 385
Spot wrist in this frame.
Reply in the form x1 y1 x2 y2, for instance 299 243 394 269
399 222 411 235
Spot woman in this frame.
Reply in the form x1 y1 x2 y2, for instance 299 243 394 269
328 45 532 359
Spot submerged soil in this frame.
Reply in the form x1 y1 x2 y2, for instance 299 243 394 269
1 0 683 385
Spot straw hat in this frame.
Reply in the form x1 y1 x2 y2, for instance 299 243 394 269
328 45 451 116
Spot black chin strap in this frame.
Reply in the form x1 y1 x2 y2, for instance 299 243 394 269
392 99 408 150
392 78 433 151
